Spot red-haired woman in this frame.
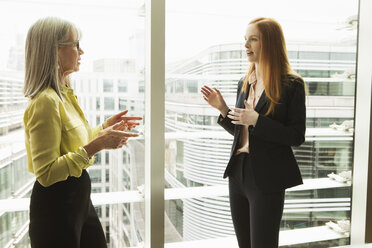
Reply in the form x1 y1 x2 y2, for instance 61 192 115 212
201 17 306 248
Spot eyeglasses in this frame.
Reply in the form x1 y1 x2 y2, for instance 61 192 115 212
59 41 80 51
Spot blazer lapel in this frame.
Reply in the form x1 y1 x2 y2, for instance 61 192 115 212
236 84 250 109
254 90 268 114
233 84 249 146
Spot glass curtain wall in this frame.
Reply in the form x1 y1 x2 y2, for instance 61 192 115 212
0 0 363 247
164 0 358 247
0 1 145 247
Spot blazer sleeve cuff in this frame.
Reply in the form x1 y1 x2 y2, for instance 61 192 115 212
217 109 231 125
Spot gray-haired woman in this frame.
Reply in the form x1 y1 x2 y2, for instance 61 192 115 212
24 17 141 248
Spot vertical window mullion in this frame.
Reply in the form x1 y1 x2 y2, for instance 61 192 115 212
351 0 372 243
145 0 165 247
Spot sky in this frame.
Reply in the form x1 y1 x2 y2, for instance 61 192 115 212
0 0 359 72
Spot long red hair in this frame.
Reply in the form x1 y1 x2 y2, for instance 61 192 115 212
242 17 298 115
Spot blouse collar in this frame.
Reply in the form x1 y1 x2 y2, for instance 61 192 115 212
60 84 74 95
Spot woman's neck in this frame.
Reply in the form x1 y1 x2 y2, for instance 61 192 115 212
59 68 67 86
255 63 263 82
59 72 67 87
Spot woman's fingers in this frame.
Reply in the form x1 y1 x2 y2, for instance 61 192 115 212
114 130 139 138
118 139 127 148
112 120 124 130
202 87 216 97
228 109 245 121
120 116 143 121
203 85 213 92
231 120 243 125
127 121 140 126
231 107 243 113
112 121 140 131
200 88 210 97
115 110 129 118
117 124 128 131
201 85 221 98
127 123 139 131
201 85 212 93
119 137 128 145
214 88 222 96
127 123 140 128
228 114 239 120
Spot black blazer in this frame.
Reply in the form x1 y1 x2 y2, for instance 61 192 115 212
218 75 306 192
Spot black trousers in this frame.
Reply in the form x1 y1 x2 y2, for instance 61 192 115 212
228 153 285 248
29 170 107 248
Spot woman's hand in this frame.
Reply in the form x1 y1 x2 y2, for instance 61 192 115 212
103 110 142 131
84 121 139 157
98 121 139 149
201 85 229 117
228 100 259 126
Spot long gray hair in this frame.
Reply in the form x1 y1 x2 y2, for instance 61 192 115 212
24 17 81 99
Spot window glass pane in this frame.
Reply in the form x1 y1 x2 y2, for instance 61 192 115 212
138 80 144 93
0 1 145 247
118 98 127 110
118 80 128 92
105 151 110 165
96 97 101 110
104 97 115 110
89 169 102 183
103 79 114 92
165 0 358 246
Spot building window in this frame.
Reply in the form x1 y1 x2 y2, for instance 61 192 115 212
103 79 113 92
96 115 101 126
118 98 127 110
186 80 197 93
138 80 144 93
104 97 115 110
105 151 110 165
95 206 102 218
96 97 101 110
106 169 110 183
89 169 102 183
94 152 101 164
118 80 127 92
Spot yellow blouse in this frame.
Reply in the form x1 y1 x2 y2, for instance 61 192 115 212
24 86 102 187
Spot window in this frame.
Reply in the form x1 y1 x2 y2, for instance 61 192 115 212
89 169 102 183
96 97 101 110
164 0 358 246
118 98 127 110
0 0 367 247
105 151 110 165
0 1 146 247
186 80 198 93
331 52 357 61
103 79 114 92
138 80 144 93
106 169 110 183
104 97 115 110
118 80 127 92
96 115 101 126
94 153 101 164
299 51 330 60
95 206 102 217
